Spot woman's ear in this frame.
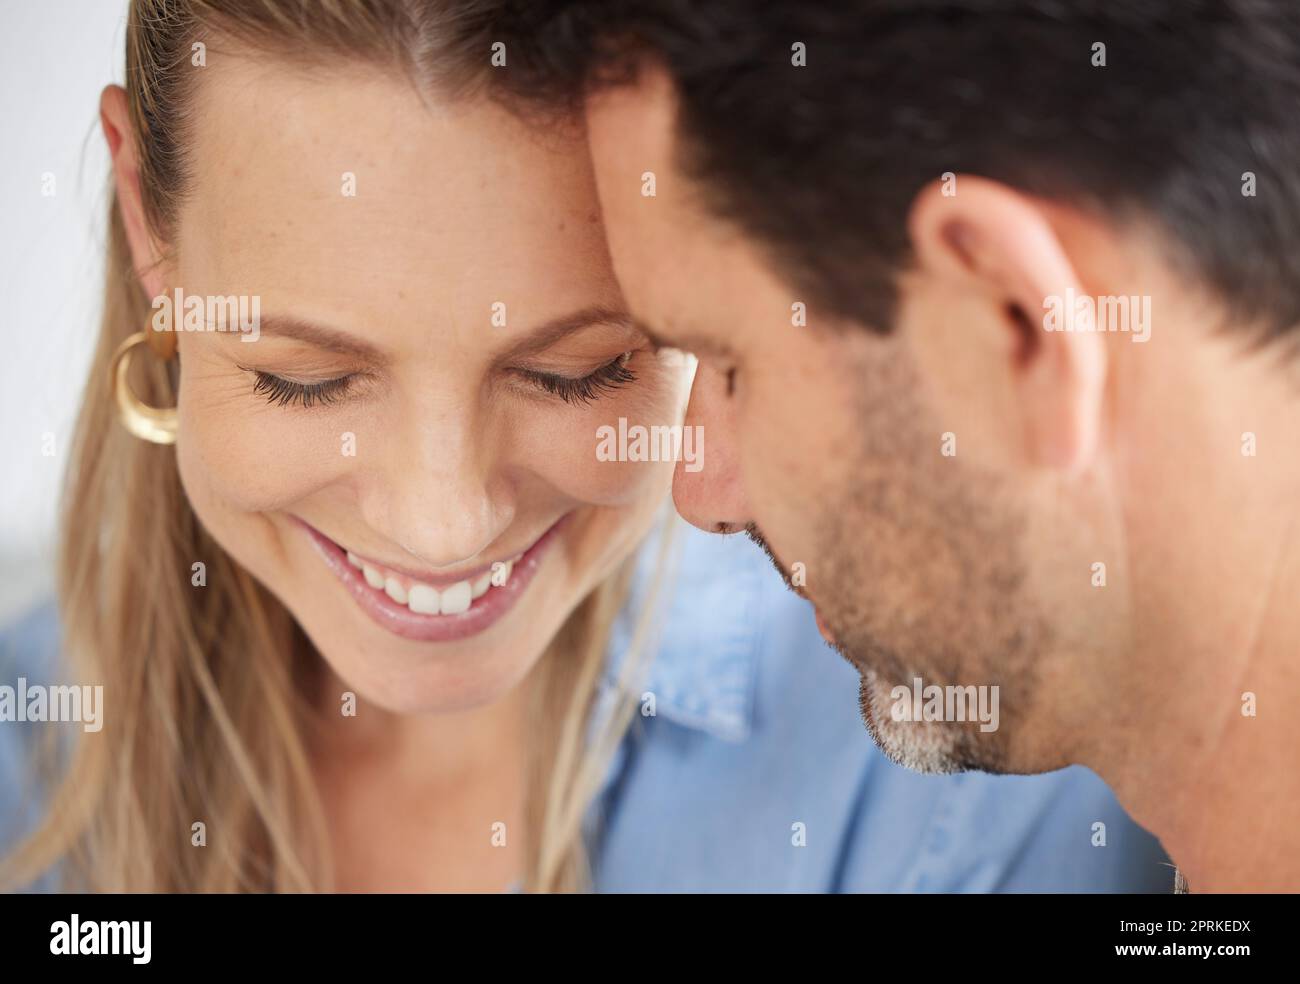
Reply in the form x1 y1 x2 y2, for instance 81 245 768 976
906 174 1107 476
100 84 166 300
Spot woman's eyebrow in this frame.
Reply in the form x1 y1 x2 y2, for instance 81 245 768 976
247 316 386 362
500 305 638 361
244 306 640 362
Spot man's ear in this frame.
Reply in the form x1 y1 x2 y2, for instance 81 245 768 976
100 84 166 300
906 174 1106 475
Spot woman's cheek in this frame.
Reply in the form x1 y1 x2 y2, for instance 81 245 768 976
175 362 354 517
517 367 684 507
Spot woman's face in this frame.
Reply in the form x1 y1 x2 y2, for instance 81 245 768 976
146 57 686 713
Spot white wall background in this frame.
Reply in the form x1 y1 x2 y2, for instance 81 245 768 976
1 0 131 623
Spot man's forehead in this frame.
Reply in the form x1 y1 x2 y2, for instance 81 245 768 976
585 62 678 159
584 64 707 243
583 72 686 317
582 65 800 354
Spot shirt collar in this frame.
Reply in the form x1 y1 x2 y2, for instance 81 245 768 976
602 516 764 743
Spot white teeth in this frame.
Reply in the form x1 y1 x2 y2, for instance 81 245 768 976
407 583 441 615
350 549 521 616
384 576 408 604
439 580 472 615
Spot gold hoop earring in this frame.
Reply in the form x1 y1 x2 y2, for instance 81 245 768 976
110 330 178 445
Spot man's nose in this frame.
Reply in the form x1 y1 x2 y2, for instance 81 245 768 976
672 361 752 534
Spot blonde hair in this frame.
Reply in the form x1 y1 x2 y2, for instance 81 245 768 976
1 0 666 893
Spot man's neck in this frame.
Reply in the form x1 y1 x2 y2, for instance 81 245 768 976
1102 531 1300 892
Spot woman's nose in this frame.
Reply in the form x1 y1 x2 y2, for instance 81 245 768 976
672 361 753 534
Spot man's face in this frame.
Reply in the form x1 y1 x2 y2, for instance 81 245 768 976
584 71 1117 775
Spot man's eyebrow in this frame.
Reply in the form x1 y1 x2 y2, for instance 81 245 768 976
630 317 733 360
245 316 386 361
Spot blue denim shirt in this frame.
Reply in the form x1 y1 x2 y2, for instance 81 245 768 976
0 521 1171 892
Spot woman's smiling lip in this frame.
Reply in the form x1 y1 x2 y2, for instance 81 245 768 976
296 514 570 643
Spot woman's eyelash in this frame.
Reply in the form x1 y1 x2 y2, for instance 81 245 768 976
248 370 353 408
244 353 636 410
523 352 637 406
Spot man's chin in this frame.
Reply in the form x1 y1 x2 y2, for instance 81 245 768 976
856 668 970 776
808 593 1017 776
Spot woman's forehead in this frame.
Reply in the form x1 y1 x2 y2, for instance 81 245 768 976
174 55 617 349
